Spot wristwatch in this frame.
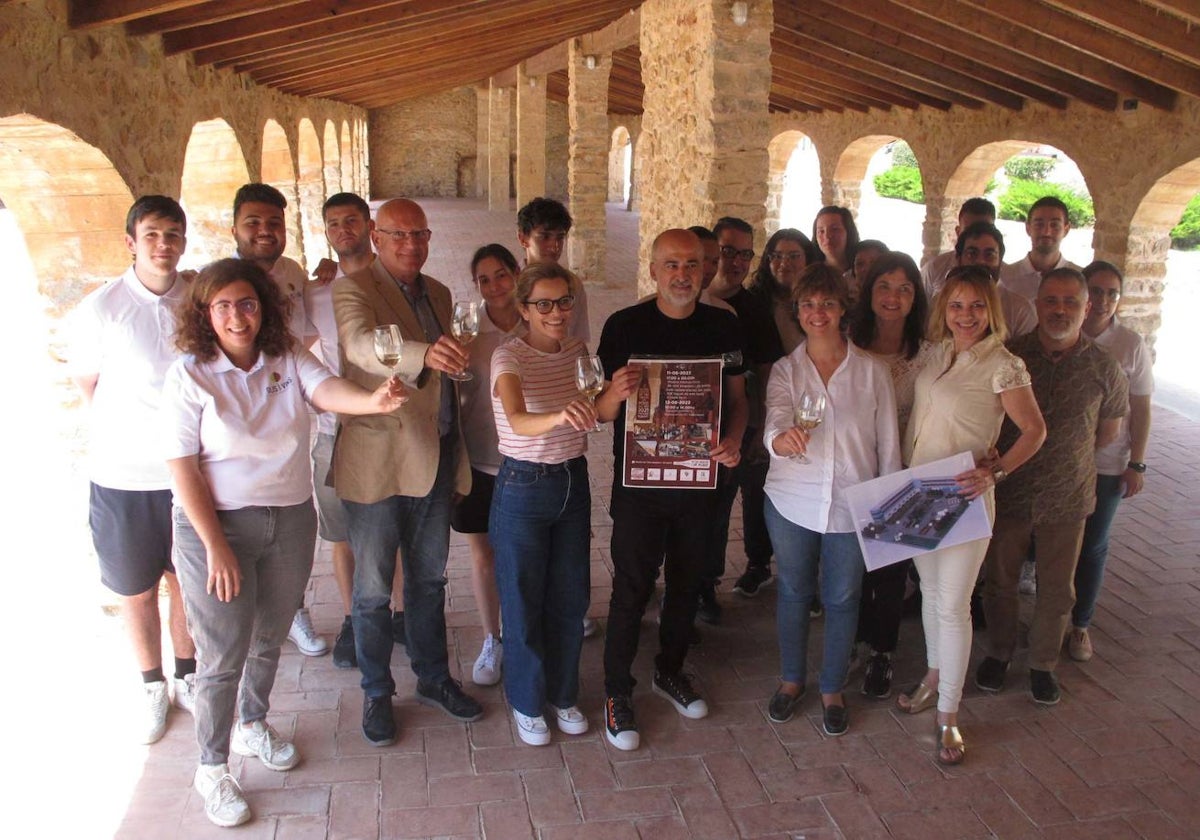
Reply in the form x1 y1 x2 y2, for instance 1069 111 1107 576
1128 461 1147 473
990 463 1008 484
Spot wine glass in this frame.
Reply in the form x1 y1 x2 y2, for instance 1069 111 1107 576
373 324 404 377
790 391 826 463
575 355 605 433
447 300 479 382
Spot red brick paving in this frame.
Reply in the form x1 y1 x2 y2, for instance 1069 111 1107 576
94 200 1200 837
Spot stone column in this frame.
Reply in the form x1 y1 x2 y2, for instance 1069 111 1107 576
567 40 611 285
830 179 861 217
474 87 489 198
516 64 547 208
922 191 961 264
1121 225 1169 350
487 81 512 211
637 0 772 294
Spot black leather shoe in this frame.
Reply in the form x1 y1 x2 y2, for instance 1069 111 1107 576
767 686 805 723
1030 669 1061 705
362 694 396 746
333 616 356 669
975 656 1009 693
416 678 483 722
822 701 849 736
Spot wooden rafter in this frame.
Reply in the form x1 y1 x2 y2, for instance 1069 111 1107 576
1039 0 1200 66
67 0 209 28
126 1 310 36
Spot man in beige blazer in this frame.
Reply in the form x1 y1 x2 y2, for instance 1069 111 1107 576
332 198 480 746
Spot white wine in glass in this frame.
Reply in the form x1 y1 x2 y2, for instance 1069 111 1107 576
575 354 605 433
448 300 479 382
373 324 404 373
790 391 826 463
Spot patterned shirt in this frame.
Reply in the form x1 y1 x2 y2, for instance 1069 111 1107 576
995 331 1128 523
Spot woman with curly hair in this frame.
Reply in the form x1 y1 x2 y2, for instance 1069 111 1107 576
162 258 408 828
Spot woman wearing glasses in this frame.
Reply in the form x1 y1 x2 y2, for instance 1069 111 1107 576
489 262 620 746
762 264 901 736
162 259 407 827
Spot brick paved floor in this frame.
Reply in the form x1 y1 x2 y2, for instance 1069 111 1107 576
65 200 1200 838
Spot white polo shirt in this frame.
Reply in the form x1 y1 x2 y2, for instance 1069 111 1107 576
268 256 317 345
67 267 187 491
303 269 344 436
1000 254 1079 301
161 348 334 510
1092 317 1154 476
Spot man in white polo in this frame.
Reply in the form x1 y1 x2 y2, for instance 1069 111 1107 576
1000 195 1080 302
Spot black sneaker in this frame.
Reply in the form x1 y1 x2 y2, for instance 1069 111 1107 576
362 694 396 746
767 686 805 723
391 610 407 648
333 616 356 669
975 656 1009 693
697 583 722 625
733 564 773 597
1030 669 1061 705
822 702 849 736
652 670 709 720
861 652 893 699
604 694 639 751
416 678 483 722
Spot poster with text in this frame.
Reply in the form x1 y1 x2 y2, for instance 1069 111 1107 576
621 356 723 490
844 451 993 571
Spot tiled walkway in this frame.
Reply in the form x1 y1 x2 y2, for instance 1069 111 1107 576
81 200 1200 838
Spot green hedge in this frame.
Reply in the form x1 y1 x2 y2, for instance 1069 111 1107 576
873 165 924 204
1003 156 1056 182
997 179 1094 228
1170 194 1200 250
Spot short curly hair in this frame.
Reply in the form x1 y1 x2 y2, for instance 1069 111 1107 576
175 258 294 362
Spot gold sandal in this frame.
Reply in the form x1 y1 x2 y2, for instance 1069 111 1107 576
897 682 936 715
936 722 965 766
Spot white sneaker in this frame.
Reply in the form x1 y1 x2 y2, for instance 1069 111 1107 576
582 617 599 638
472 634 503 686
141 680 170 744
513 710 551 746
288 608 329 656
231 720 300 771
548 704 589 735
194 763 251 828
173 674 196 716
1019 561 1037 595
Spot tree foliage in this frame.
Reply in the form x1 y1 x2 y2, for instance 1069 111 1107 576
1169 194 1200 250
1003 156 1056 182
873 165 924 204
998 179 1095 228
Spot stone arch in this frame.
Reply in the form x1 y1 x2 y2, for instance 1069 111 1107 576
608 126 632 204
1123 157 1200 352
767 130 820 235
830 134 929 262
340 121 353 195
179 118 249 269
296 117 325 272
261 119 303 265
0 113 134 310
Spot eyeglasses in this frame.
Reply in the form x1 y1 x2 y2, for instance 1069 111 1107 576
376 227 431 243
209 298 259 317
719 245 755 261
768 252 804 264
1088 286 1121 301
524 295 576 314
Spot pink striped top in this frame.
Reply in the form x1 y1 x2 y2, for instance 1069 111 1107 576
490 336 589 464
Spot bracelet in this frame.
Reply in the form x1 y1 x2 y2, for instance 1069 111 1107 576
1127 461 1147 473
990 464 1008 484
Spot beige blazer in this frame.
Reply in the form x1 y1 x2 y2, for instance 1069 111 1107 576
331 258 471 504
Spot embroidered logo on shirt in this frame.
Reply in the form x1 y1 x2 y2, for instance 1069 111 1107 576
265 374 293 395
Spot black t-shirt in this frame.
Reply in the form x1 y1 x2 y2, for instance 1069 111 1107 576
597 298 745 462
726 285 785 366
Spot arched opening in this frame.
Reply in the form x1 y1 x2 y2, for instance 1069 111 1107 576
946 140 1094 269
260 119 303 265
827 134 924 262
608 126 632 205
1128 159 1200 404
0 114 133 311
340 120 353 195
296 118 325 273
180 118 249 269
357 119 370 196
769 130 820 236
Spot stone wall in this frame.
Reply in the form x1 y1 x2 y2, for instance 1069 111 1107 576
546 101 570 202
370 86 477 200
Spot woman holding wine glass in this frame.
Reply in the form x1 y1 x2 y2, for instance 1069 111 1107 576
162 259 407 827
761 264 901 735
488 261 620 746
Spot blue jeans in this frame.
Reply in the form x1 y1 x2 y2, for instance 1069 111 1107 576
1072 473 1124 629
490 457 591 716
344 434 457 697
765 498 863 695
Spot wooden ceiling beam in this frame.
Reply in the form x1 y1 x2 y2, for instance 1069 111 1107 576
770 80 865 113
972 0 1200 99
126 1 309 36
776 3 1025 110
772 66 896 112
1141 1 1200 28
770 90 834 114
772 25 986 110
67 0 207 28
773 43 948 111
1039 0 1200 66
897 0 1176 110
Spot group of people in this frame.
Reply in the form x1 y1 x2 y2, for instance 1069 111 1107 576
71 185 1148 827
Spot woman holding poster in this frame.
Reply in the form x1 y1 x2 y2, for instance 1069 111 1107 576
762 264 901 737
899 265 1045 765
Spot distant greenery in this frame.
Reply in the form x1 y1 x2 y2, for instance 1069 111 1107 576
1170 194 1200 250
890 141 918 169
873 165 924 203
1003 156 1056 182
998 179 1095 228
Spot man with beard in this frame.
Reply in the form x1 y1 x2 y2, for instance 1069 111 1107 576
954 221 1037 337
1000 196 1079 302
975 268 1127 705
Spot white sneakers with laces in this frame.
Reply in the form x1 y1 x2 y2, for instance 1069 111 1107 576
141 680 170 744
287 608 329 656
472 634 503 686
513 709 551 746
548 704 589 735
173 673 196 715
194 763 251 827
231 720 300 771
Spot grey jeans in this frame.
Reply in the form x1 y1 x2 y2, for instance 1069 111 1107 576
173 500 316 765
